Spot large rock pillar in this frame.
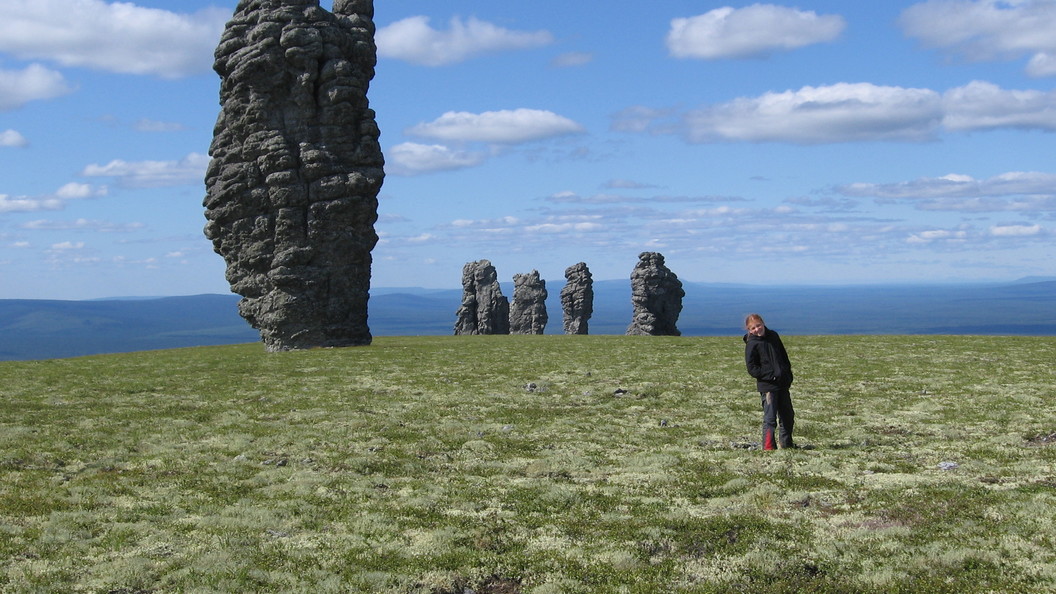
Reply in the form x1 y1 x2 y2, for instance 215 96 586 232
203 0 384 351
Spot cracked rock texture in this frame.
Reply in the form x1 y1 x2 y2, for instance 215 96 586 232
626 252 684 336
560 262 593 335
510 270 548 335
454 260 510 335
203 0 384 351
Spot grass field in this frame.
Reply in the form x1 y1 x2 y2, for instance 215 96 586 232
2 335 1055 593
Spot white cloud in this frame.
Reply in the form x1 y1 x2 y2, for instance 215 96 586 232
667 4 845 59
0 194 63 213
376 16 554 66
81 153 210 188
0 1 228 78
901 0 1056 76
907 228 970 243
386 142 487 176
134 118 187 133
1027 52 1056 77
407 109 585 144
551 52 594 67
622 81 1056 143
0 183 105 213
990 223 1043 236
839 171 1056 199
942 81 1056 131
22 218 143 232
525 222 604 233
1 129 29 147
55 182 107 200
682 83 943 143
0 64 74 111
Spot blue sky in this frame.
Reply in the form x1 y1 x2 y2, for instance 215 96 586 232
2 0 1055 299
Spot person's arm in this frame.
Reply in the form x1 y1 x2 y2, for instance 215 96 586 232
745 343 768 380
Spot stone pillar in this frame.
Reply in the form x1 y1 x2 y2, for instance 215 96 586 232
626 252 684 336
203 0 384 351
560 262 593 335
510 270 548 335
454 260 510 335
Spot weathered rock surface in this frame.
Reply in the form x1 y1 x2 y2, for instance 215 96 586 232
509 270 548 335
203 0 384 351
454 260 510 335
625 252 684 336
560 262 593 335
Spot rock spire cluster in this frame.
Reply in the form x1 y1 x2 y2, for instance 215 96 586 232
626 252 685 336
203 0 384 351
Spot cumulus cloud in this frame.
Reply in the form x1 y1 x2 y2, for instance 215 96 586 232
1 129 29 147
990 223 1043 236
376 16 554 66
839 171 1056 199
0 64 74 111
386 142 487 176
0 0 227 78
1027 52 1056 77
619 81 1056 143
682 83 943 143
81 153 210 188
942 81 1056 131
907 228 970 243
0 183 106 213
0 194 63 213
838 171 1056 213
407 109 585 144
900 0 1056 77
667 4 845 59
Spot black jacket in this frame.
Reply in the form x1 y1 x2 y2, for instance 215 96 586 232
743 328 794 392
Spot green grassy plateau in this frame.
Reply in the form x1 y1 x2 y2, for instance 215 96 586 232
2 335 1055 593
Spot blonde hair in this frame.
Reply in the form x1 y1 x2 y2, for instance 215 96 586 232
744 313 765 329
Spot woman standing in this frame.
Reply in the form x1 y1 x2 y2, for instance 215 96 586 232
743 314 795 450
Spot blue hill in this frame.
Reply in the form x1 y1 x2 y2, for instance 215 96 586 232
2 280 1054 360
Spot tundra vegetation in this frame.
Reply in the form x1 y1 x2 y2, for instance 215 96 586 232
1 335 1055 593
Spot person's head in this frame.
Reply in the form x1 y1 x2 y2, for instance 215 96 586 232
745 313 766 337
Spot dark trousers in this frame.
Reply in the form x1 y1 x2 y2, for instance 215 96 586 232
761 389 794 449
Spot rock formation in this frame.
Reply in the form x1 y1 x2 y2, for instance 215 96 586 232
560 262 593 334
626 252 684 336
509 270 548 335
454 260 510 335
203 0 384 351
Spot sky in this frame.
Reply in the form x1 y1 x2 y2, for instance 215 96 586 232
1 0 1055 299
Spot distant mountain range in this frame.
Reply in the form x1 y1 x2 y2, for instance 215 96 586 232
2 279 1055 361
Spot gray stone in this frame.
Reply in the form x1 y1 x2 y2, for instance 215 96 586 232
625 251 684 336
454 260 510 335
203 0 384 351
560 262 593 335
509 270 548 335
